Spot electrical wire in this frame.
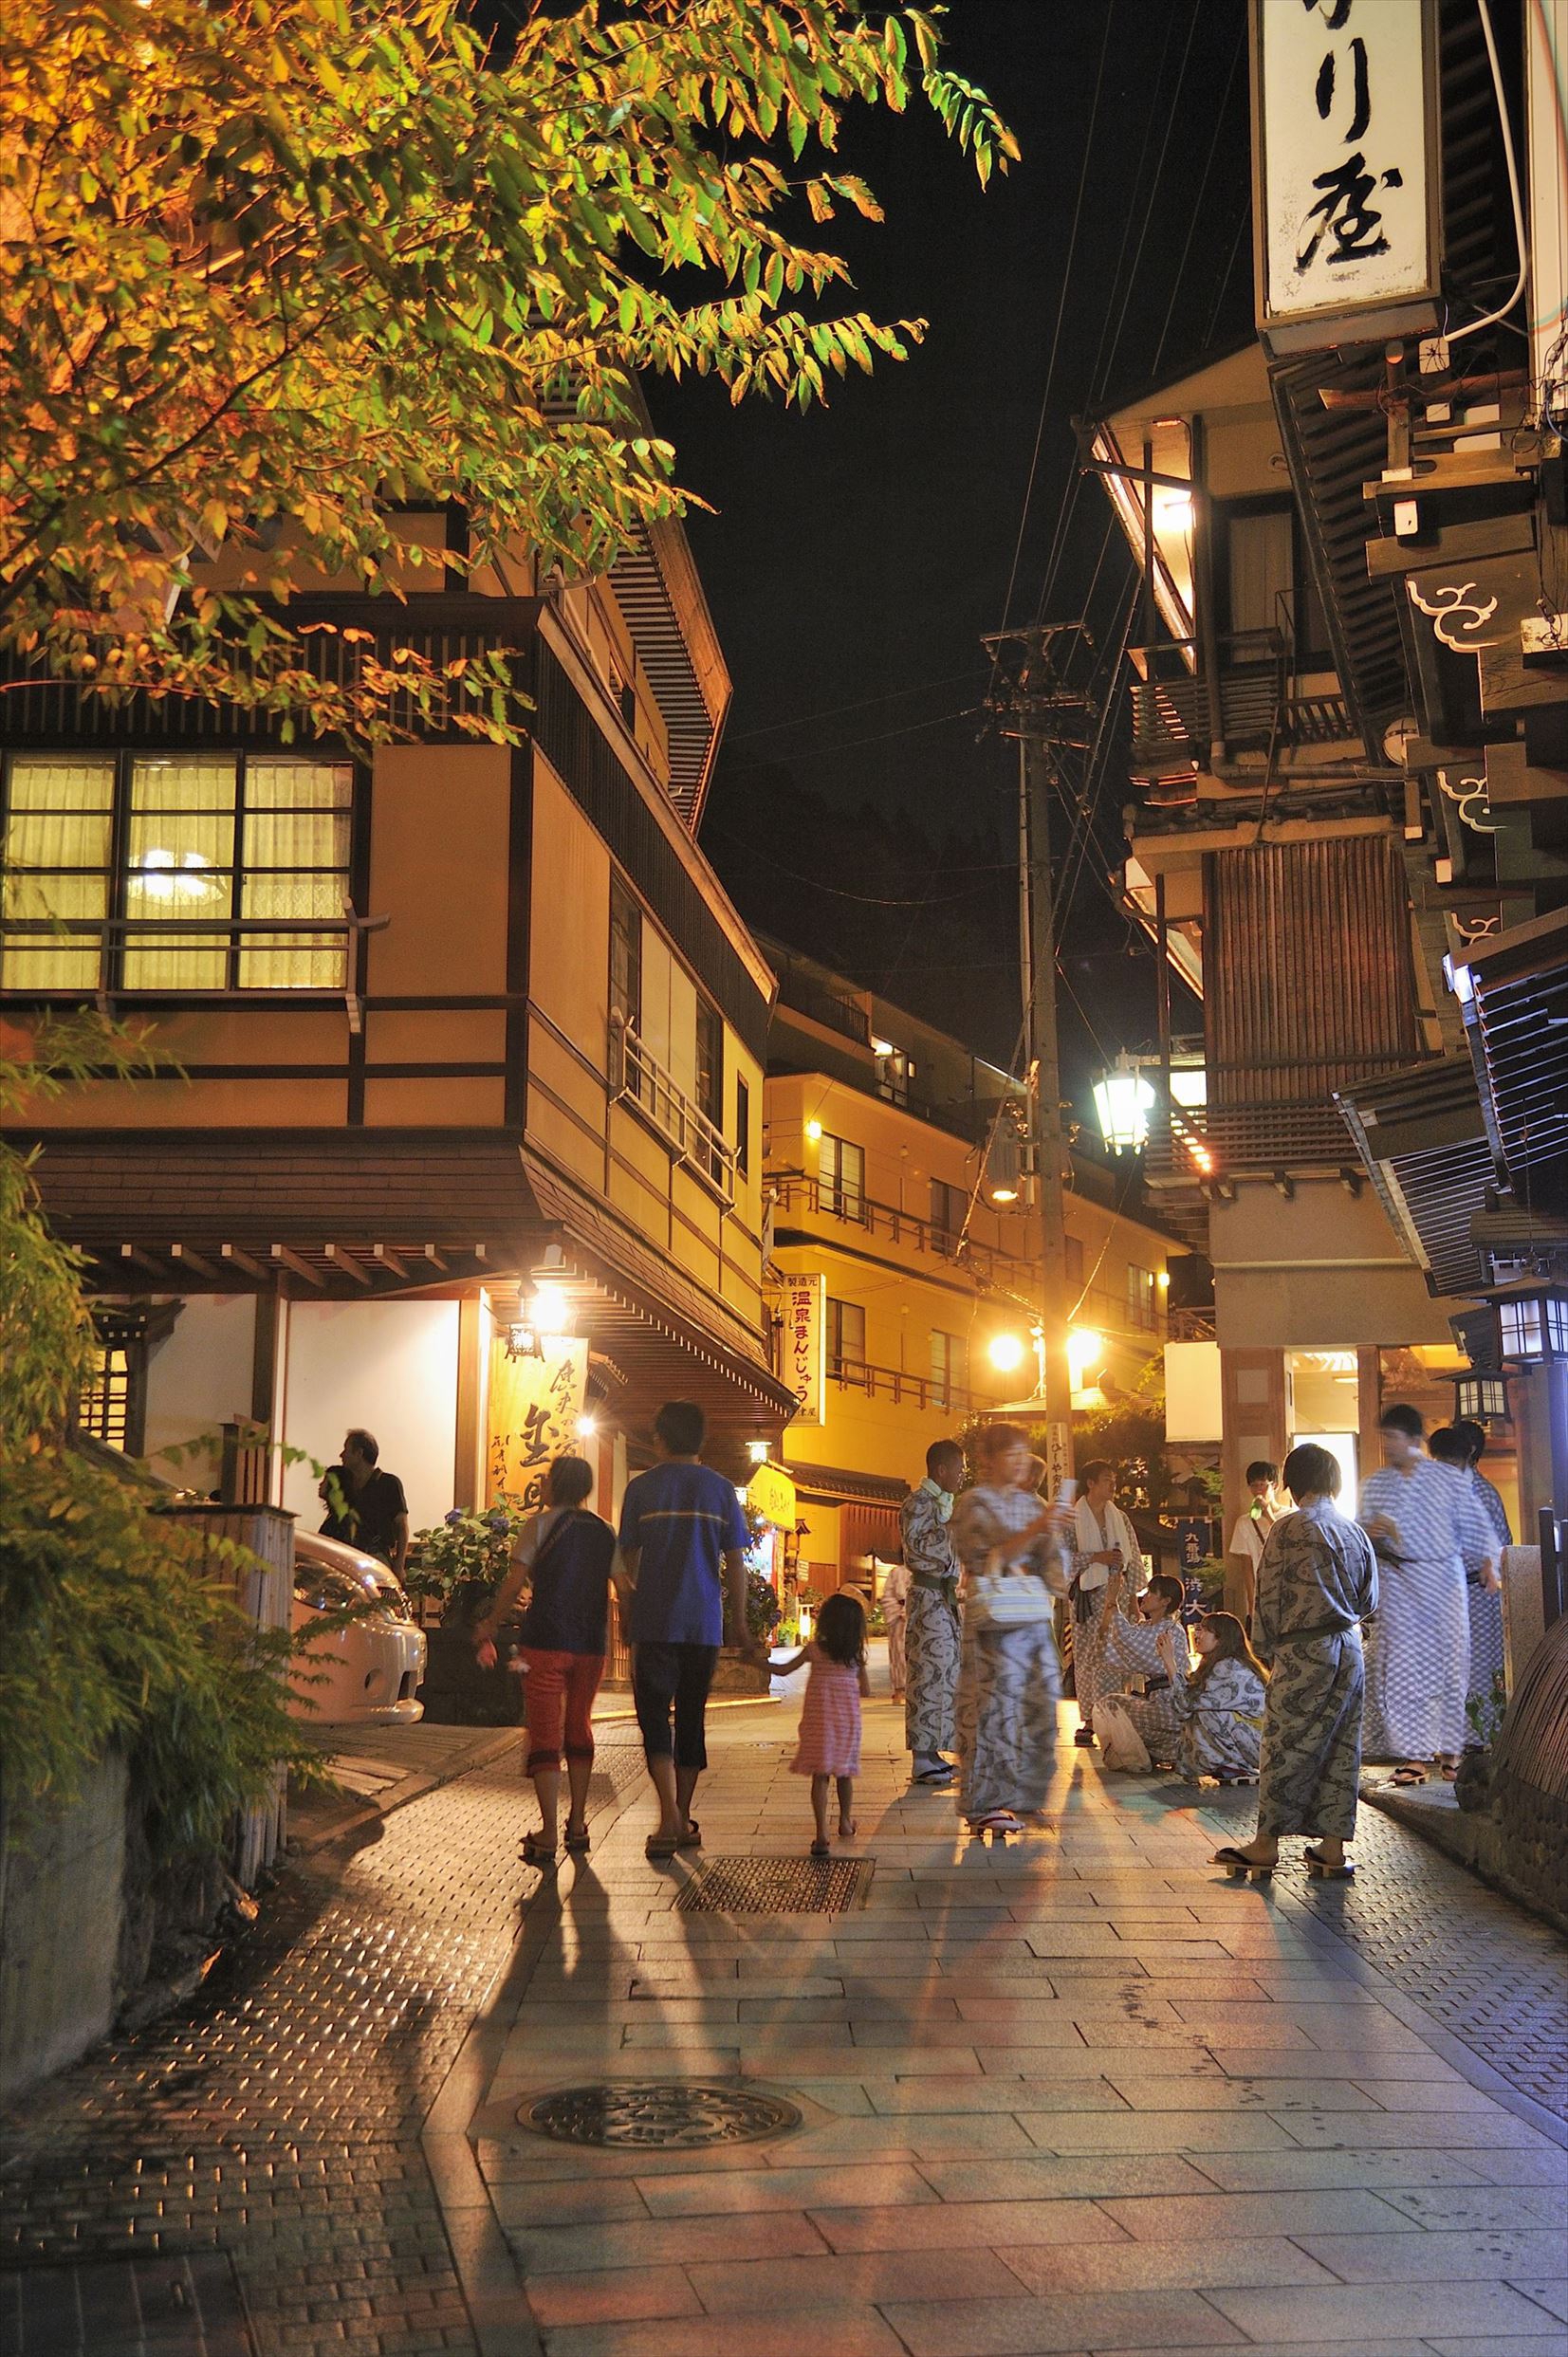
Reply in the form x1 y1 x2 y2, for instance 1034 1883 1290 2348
1448 0 1529 345
729 669 990 743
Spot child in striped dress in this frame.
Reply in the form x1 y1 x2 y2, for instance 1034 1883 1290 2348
775 1593 871 1854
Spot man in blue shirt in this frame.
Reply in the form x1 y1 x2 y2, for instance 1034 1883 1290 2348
618 1400 766 1858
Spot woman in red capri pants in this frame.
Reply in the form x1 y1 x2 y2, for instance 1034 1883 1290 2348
473 1456 616 1866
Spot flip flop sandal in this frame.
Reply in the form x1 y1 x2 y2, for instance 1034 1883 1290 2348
521 1832 557 1869
644 1833 680 1860
676 1821 702 1850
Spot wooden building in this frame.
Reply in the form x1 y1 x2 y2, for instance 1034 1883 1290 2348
3 512 795 1535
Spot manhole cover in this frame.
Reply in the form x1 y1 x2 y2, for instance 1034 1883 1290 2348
519 2082 802 2149
0 2254 252 2356
674 1855 871 1914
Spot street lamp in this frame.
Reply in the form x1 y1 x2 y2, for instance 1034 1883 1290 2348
1092 1058 1155 1154
1495 1281 1568 1363
1448 1369 1510 1423
1067 1328 1105 1390
988 1333 1026 1374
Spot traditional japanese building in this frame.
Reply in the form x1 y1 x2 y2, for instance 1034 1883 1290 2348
3 512 796 1538
759 942 1176 1595
1091 0 1566 1542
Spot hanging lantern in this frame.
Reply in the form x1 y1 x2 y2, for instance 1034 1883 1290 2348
1092 1062 1155 1153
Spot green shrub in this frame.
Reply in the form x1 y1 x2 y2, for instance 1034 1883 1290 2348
0 1447 323 1861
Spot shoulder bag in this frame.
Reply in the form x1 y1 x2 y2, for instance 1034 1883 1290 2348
966 1542 1059 1630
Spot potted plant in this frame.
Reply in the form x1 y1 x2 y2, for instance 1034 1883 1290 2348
408 1498 531 1724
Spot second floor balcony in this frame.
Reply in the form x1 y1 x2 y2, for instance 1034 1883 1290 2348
1130 632 1356 793
610 1019 735 1205
770 1171 1027 1293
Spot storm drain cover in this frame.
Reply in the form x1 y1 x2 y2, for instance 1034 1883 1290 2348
0 2254 251 2356
673 1854 871 1914
520 2082 801 2149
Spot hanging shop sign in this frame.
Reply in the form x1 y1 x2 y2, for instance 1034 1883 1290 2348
489 1335 589 1510
747 1461 798 1532
1251 0 1440 353
783 1275 824 1427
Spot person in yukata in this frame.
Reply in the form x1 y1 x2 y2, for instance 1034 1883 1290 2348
1447 1418 1510 1711
1171 1611 1267 1784
1212 1441 1377 1883
900 1439 965 1788
1358 1404 1496 1786
1067 1460 1145 1746
1094 1568 1190 1769
878 1554 911 1703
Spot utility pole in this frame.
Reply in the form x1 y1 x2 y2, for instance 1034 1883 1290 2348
982 620 1098 1496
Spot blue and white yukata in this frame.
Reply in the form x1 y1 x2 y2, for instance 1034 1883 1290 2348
1358 1458 1495 1761
1463 1467 1510 1710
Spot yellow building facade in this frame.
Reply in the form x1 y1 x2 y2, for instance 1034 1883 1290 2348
759 950 1176 1593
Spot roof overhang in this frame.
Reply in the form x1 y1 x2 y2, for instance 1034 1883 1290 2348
1336 1056 1495 1298
1459 908 1568 1225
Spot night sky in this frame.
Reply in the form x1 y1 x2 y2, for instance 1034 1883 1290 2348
646 0 1252 1102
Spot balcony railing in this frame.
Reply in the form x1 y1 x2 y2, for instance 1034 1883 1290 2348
1129 632 1355 783
0 911 357 999
772 1174 1028 1290
826 1356 994 1417
611 1019 734 1204
1145 1097 1361 1182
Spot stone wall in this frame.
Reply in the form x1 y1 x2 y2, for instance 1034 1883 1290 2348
0 1753 128 2107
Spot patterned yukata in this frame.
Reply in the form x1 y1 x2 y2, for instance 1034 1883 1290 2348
1068 1496 1145 1730
1358 1457 1494 1760
1252 1502 1377 1844
1098 1602 1187 1767
1173 1656 1266 1782
1464 1467 1510 1710
950 1483 1063 1820
880 1558 911 1701
900 1478 961 1758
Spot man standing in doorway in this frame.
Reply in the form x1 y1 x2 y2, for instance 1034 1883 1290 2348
618 1401 767 1859
1069 1459 1145 1745
1225 1460 1280 1627
901 1439 965 1787
319 1428 410 1579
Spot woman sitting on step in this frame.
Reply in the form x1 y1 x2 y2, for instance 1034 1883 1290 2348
1171 1611 1268 1784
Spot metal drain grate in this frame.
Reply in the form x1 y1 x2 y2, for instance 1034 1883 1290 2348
673 1854 871 1914
0 2254 252 2356
520 2082 802 2149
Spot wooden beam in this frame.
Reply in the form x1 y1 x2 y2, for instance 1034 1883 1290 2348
170 1243 223 1281
372 1244 411 1280
221 1243 270 1280
270 1243 324 1287
422 1245 450 1272
119 1243 166 1274
324 1243 373 1287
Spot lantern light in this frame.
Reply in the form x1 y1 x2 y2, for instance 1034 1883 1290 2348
577 1414 598 1441
805 1118 822 1142
1092 1064 1155 1153
1449 1369 1509 1423
988 1333 1026 1373
529 1282 572 1339
747 1439 771 1464
1495 1281 1568 1363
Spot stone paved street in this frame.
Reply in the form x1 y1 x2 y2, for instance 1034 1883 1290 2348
3 1675 1566 2357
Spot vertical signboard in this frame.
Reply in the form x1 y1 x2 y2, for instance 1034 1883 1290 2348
489 1336 589 1510
1253 0 1439 352
783 1274 824 1427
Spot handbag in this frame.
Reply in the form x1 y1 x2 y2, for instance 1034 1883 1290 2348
966 1542 1058 1630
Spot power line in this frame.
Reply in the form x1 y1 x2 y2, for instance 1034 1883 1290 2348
728 668 989 743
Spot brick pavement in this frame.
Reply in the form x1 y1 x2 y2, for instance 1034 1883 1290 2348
476 1682 1568 2357
3 1677 1565 2357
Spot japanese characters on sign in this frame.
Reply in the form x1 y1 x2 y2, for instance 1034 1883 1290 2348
1254 0 1436 344
489 1336 589 1510
783 1274 824 1427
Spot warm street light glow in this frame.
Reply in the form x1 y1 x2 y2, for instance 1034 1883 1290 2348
805 1119 822 1141
576 1414 598 1440
1067 1328 1104 1387
747 1439 770 1463
529 1283 571 1337
1157 1269 1170 1288
1092 1065 1155 1152
989 1182 1019 1204
988 1333 1026 1372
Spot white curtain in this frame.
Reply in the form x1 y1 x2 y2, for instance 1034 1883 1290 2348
0 756 115 988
